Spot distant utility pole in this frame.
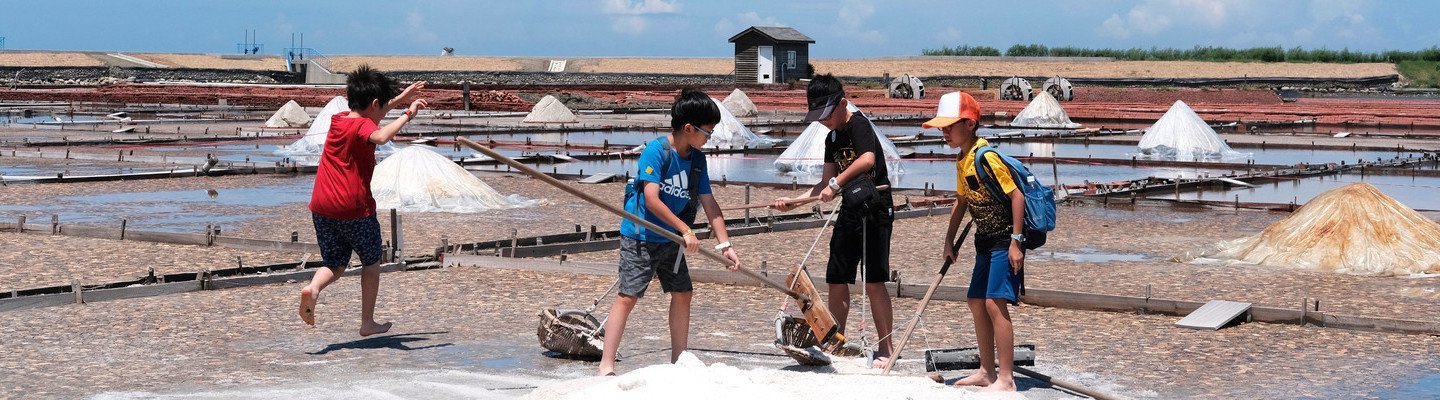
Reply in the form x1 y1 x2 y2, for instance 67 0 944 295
0 36 6 50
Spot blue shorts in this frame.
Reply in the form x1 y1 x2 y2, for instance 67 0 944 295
312 213 384 270
968 243 1023 305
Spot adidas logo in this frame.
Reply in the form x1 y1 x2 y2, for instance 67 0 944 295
660 172 690 199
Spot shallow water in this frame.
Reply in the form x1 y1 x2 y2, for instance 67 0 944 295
536 154 1227 190
0 178 314 232
907 141 1418 167
1155 172 1440 211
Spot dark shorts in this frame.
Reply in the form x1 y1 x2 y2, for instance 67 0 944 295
312 213 383 271
826 194 894 284
968 241 1024 305
618 236 693 298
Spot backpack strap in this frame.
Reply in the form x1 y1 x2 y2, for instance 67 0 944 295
972 146 1010 205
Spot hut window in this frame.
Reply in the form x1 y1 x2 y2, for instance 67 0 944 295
786 51 797 69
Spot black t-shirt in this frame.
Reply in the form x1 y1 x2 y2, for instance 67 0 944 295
823 111 890 189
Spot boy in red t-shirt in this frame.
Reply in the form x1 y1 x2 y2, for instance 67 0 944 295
298 65 427 336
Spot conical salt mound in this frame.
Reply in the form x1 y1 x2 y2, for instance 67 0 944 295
1011 91 1079 129
722 88 758 117
523 95 578 123
371 145 543 212
275 96 396 164
265 100 312 128
704 97 779 150
1205 183 1440 276
1137 100 1247 160
276 96 349 157
774 122 829 173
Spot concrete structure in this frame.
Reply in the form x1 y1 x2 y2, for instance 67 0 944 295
728 26 813 84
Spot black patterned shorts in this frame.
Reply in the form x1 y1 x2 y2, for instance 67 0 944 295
312 213 384 270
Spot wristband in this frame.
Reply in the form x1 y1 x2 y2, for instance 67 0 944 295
714 241 732 251
403 109 414 117
681 228 695 237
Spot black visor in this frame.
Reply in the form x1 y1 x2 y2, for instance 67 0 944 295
804 92 843 122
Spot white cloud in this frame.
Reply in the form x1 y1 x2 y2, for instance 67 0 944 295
836 0 884 44
714 11 783 37
404 11 439 45
938 26 963 43
601 0 681 35
1098 0 1244 39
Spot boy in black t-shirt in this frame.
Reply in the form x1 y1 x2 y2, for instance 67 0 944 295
772 74 895 368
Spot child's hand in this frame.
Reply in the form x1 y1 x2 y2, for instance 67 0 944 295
407 99 428 116
722 247 740 271
398 81 426 103
771 197 795 212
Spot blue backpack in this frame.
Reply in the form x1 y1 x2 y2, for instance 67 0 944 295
973 146 1057 250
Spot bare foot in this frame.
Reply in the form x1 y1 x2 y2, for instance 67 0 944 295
953 370 996 387
359 321 392 337
298 287 317 326
979 377 1017 392
871 354 895 369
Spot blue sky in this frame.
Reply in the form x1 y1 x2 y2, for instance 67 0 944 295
1 0 1435 57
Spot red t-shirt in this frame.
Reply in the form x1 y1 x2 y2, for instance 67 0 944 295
309 112 380 220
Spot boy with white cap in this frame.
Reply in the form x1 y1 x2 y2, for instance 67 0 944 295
924 91 1025 392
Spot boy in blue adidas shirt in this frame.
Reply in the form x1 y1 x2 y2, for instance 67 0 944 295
597 88 742 376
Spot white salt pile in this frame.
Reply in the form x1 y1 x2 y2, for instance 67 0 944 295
264 100 312 128
523 95 579 124
371 145 542 212
525 351 1022 400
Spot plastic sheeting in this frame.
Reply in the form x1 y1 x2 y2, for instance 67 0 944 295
772 103 904 182
1201 183 1440 276
264 100 312 128
721 88 758 117
371 145 542 213
704 98 779 150
1137 100 1248 160
1010 91 1080 129
774 121 829 173
275 96 396 164
523 95 579 123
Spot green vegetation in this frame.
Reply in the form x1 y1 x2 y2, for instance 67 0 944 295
921 44 1440 64
922 45 1002 57
1397 61 1440 88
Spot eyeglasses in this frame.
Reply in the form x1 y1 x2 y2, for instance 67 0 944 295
692 124 713 138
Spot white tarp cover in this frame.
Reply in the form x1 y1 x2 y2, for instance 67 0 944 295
371 145 541 213
264 100 312 128
275 96 396 164
704 98 779 150
523 95 579 123
1010 91 1080 129
1202 183 1440 276
774 121 830 173
771 103 905 183
721 88 759 117
524 352 967 400
1137 100 1247 160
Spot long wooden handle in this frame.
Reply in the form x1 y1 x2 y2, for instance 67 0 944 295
720 185 890 212
457 138 809 302
1014 366 1120 400
882 220 971 374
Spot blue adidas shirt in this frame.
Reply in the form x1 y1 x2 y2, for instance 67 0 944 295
622 137 712 243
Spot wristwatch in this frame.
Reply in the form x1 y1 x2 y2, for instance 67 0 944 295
827 177 841 191
1010 233 1025 242
714 241 732 251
